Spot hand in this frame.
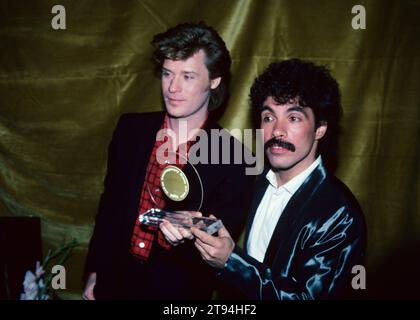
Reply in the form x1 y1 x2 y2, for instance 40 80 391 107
159 211 202 246
82 272 96 300
191 215 235 269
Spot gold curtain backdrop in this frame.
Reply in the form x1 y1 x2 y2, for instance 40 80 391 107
0 0 419 299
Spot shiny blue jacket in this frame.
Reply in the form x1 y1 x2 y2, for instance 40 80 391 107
218 161 366 300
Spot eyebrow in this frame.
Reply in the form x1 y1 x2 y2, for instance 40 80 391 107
287 105 309 118
162 67 199 76
260 105 274 113
182 71 199 76
260 104 309 118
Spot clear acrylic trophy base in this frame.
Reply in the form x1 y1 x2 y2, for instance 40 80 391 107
139 208 223 235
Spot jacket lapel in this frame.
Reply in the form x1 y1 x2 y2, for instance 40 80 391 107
132 112 165 190
125 112 165 228
263 162 327 266
243 169 270 247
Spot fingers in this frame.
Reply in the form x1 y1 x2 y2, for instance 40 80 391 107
160 220 185 245
175 210 203 218
82 273 96 300
191 227 220 246
178 226 194 240
160 220 195 244
159 212 211 246
217 225 231 238
193 230 221 257
191 227 207 241
190 211 203 218
193 235 234 269
194 238 211 260
82 287 95 300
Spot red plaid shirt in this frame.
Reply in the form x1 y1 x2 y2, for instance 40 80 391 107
130 114 205 261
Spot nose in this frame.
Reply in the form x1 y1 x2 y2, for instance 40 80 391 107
168 76 181 93
272 120 287 139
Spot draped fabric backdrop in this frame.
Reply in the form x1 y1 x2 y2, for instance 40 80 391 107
0 0 419 299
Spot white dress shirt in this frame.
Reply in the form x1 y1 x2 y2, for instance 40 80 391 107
247 156 322 263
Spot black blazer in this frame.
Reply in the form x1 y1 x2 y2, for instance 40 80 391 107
85 111 255 298
218 161 367 299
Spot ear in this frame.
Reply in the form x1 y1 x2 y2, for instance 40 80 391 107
315 121 328 140
210 77 221 90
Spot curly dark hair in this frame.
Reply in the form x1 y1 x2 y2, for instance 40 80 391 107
151 22 231 110
250 59 343 172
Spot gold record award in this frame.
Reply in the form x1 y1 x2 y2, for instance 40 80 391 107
160 165 189 201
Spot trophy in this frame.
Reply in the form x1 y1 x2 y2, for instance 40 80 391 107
139 159 223 235
139 208 223 235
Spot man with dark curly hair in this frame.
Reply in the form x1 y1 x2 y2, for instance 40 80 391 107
82 22 254 299
190 59 367 299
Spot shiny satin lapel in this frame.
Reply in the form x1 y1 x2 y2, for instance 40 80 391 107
263 163 327 266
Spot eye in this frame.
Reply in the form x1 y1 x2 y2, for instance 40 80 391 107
289 115 302 122
261 114 273 123
162 70 171 78
184 74 194 80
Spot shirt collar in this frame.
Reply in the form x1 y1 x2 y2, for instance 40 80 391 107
266 156 322 195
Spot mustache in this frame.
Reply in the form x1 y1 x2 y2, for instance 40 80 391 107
264 137 296 152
